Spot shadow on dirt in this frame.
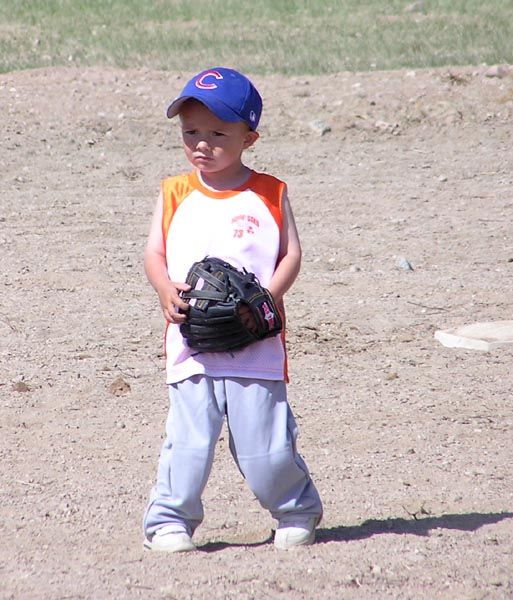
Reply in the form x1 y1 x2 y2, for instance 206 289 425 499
198 511 513 551
200 533 274 552
317 511 513 543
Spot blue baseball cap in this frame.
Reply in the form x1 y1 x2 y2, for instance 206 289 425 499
166 67 262 130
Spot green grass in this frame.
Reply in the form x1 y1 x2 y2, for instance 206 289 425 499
1 0 512 74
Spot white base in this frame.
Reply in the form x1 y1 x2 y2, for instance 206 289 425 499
434 320 513 351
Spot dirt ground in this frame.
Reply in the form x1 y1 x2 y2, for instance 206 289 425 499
1 64 513 600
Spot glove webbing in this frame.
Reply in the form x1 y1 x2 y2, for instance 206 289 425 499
181 265 233 311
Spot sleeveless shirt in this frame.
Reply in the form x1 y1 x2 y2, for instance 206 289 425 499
161 170 288 384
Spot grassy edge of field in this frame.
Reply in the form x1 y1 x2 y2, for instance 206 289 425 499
1 1 513 75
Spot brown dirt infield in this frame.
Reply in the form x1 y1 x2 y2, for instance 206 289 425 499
1 65 513 599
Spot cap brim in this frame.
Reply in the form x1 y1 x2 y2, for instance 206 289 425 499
166 93 243 124
166 97 189 119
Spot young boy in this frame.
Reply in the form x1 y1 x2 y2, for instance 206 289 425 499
143 67 322 552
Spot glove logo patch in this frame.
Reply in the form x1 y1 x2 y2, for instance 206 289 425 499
261 301 276 329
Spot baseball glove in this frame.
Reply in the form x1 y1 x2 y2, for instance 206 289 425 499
179 257 282 353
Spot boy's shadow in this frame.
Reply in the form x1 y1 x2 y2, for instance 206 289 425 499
317 510 513 543
200 511 513 551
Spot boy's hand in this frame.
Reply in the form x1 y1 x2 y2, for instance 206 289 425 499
156 280 191 323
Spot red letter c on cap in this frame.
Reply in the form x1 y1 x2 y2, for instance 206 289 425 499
195 70 223 90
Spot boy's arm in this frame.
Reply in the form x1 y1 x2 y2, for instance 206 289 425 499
144 192 190 324
267 189 302 303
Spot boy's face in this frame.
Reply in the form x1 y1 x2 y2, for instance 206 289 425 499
178 100 258 178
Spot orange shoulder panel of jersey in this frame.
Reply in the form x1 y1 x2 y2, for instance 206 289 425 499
250 173 285 232
161 174 196 246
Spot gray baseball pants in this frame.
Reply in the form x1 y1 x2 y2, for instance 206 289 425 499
143 374 322 538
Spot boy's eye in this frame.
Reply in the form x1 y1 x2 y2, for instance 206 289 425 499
183 129 197 135
213 131 225 137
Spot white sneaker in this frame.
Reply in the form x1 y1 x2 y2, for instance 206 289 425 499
144 525 196 553
274 517 319 550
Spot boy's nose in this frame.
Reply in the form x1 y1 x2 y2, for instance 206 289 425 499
196 138 210 151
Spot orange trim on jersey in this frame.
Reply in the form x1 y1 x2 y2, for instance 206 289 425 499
245 173 284 233
161 171 285 244
189 170 255 199
161 173 196 254
277 301 289 382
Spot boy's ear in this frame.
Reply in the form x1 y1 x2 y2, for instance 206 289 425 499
243 130 259 149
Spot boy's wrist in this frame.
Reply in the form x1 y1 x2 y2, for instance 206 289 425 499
267 285 282 304
154 277 170 290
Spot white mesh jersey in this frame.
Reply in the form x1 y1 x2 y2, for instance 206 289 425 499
161 170 288 384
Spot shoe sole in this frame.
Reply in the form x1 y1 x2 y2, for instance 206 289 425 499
143 537 197 553
274 529 316 550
